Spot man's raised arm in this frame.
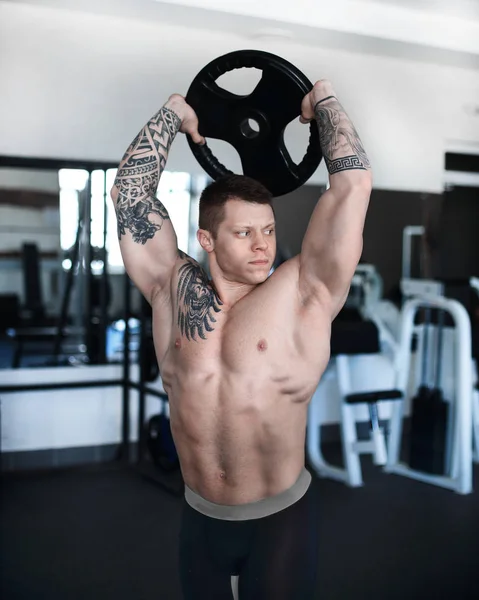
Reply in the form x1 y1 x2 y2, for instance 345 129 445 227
110 94 204 302
298 81 372 317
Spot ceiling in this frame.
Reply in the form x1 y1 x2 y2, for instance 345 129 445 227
4 0 479 69
362 0 479 21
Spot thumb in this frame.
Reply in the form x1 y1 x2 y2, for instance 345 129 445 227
299 115 312 125
191 131 206 145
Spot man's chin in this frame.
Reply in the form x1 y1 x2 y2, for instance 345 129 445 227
228 265 271 286
246 270 270 285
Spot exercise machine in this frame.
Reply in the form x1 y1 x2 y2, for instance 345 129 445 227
306 296 405 487
386 293 473 494
470 276 479 463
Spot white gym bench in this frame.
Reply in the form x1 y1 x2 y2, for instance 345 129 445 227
307 314 403 487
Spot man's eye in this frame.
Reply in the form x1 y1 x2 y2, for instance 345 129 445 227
265 229 275 235
237 231 249 237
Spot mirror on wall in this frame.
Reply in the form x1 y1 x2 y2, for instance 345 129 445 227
0 159 208 370
0 166 63 368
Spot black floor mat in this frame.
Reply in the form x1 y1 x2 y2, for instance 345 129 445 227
2 454 479 600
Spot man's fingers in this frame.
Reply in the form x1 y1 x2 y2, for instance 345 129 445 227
300 91 315 124
299 115 312 124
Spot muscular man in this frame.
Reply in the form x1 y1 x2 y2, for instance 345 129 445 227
111 80 372 599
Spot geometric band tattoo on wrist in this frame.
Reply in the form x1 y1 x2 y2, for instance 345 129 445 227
325 155 367 174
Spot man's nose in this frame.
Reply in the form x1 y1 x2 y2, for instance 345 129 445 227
252 233 268 250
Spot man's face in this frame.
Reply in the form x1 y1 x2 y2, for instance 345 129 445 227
212 199 276 285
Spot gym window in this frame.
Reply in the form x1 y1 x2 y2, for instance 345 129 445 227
59 168 198 272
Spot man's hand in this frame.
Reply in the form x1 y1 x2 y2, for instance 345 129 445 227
164 94 205 145
299 80 371 175
300 80 337 124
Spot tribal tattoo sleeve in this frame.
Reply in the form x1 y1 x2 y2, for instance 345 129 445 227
113 107 181 245
176 253 223 341
314 97 371 175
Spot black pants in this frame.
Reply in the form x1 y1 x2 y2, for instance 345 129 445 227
179 481 320 599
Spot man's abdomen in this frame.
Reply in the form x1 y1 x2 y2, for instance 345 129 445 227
169 385 309 505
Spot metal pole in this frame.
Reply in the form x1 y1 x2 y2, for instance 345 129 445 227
99 170 108 364
85 174 93 362
53 208 82 362
137 295 148 464
0 380 123 393
402 226 425 280
121 271 131 463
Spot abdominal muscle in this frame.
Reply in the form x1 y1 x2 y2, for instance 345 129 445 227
165 371 311 506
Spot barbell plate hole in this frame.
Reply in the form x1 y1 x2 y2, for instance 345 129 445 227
248 119 260 132
240 118 261 139
283 117 311 166
203 139 243 174
215 67 263 96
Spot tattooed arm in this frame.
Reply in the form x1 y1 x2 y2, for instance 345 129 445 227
298 80 372 317
110 94 204 303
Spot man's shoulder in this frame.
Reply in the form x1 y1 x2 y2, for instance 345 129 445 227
269 254 301 281
264 255 315 305
269 254 335 318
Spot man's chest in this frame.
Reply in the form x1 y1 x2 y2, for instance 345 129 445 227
156 256 330 379
165 298 328 382
160 314 328 409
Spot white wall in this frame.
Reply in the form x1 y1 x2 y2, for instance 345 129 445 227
1 2 479 193
0 365 164 451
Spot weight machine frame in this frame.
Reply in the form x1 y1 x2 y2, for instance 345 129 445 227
469 277 479 463
386 295 473 495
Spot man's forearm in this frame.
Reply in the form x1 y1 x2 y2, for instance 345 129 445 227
314 96 371 181
112 102 181 244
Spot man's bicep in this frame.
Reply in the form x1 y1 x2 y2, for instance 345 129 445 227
299 186 367 310
298 258 352 321
112 186 179 299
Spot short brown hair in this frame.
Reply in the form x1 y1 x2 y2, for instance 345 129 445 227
199 174 274 238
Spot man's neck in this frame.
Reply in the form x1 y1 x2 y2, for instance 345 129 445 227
208 262 256 308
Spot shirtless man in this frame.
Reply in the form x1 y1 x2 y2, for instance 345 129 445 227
111 79 372 599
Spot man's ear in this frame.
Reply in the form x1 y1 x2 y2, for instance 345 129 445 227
197 229 215 253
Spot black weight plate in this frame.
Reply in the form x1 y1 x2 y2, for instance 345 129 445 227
185 49 322 197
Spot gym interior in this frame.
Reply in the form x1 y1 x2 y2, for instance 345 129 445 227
1 1 479 599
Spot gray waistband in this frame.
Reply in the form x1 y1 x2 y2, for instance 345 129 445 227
184 468 312 521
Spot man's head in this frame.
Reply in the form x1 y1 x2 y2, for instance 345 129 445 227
197 174 276 285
